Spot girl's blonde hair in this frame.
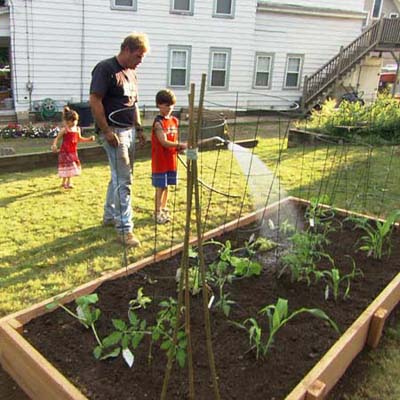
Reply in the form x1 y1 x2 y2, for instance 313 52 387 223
63 106 79 123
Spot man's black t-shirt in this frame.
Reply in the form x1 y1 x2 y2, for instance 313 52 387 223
90 56 138 128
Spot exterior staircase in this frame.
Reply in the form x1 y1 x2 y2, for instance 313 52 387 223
302 18 400 109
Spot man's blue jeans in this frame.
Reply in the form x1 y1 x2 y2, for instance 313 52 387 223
102 128 136 234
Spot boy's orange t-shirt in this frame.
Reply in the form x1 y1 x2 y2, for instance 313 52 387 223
151 115 179 173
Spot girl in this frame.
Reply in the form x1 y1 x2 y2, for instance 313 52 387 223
51 106 95 189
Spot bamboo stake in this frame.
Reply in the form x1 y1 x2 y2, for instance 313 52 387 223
185 84 196 399
160 84 196 400
193 73 221 400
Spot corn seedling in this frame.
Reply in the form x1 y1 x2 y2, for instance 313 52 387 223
347 210 400 259
234 298 339 359
323 256 363 301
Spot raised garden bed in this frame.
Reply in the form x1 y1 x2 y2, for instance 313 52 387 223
0 197 399 400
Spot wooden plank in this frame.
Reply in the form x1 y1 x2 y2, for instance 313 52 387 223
1 197 398 400
0 323 87 400
285 272 400 400
305 380 326 400
367 308 388 349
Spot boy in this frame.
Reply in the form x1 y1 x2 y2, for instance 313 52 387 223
151 89 187 224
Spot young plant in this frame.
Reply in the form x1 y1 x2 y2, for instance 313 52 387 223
47 293 102 348
279 230 329 284
206 239 262 277
323 256 363 301
93 312 150 367
348 210 400 259
176 266 202 296
234 298 339 359
245 234 277 256
207 255 236 316
150 298 187 368
128 287 152 313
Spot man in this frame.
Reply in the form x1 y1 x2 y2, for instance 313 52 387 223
90 32 149 247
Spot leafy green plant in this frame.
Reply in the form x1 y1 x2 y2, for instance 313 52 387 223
279 230 329 284
234 298 339 359
295 92 400 143
207 254 236 316
150 298 187 368
129 287 152 313
348 210 400 259
245 234 277 256
206 239 263 277
93 313 150 367
47 293 102 348
323 256 363 301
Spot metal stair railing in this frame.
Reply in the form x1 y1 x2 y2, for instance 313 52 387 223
302 18 400 108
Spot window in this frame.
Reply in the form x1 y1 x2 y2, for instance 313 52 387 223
209 48 231 89
168 46 191 88
253 53 273 89
284 55 303 89
213 0 235 18
111 0 137 11
170 0 194 15
389 13 399 18
372 0 383 19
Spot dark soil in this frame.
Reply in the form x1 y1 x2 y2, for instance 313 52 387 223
24 206 400 400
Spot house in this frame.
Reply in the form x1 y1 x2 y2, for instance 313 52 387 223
1 0 394 122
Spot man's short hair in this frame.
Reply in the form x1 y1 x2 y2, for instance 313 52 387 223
156 89 177 106
121 32 150 52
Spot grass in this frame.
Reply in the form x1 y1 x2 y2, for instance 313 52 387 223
0 149 253 316
1 125 399 399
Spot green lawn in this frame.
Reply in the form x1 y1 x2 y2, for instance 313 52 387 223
1 132 399 399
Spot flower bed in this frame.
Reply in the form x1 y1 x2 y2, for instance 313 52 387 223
0 197 399 400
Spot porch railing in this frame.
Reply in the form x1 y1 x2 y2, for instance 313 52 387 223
302 18 400 108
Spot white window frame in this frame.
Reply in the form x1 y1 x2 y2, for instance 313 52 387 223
213 0 235 18
389 12 399 18
170 0 194 15
283 54 304 90
168 45 191 88
371 0 383 19
110 0 137 11
253 52 274 89
208 47 231 90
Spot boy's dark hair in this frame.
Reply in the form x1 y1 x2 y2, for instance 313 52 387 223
63 106 79 122
156 89 176 106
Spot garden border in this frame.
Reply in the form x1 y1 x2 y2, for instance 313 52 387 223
0 197 399 400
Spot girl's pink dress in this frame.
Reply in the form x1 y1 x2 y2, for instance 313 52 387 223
58 130 81 178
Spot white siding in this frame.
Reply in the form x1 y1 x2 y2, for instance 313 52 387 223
10 0 258 112
9 0 367 113
264 0 365 13
254 11 363 107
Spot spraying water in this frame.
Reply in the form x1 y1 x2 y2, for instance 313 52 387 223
227 141 304 236
227 142 287 209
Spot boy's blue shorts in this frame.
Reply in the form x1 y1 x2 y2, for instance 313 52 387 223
152 171 177 188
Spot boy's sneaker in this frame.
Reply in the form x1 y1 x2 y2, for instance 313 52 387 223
156 212 169 224
118 232 140 248
162 208 171 220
